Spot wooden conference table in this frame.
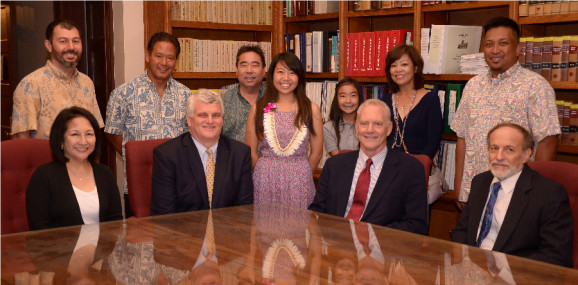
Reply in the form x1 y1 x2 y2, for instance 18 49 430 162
2 204 577 284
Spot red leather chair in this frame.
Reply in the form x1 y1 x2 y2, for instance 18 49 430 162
410 154 432 186
527 160 578 269
125 139 169 218
1 139 52 234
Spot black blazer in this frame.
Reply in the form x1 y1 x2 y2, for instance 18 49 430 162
451 165 573 268
26 161 123 231
150 132 253 215
309 150 429 235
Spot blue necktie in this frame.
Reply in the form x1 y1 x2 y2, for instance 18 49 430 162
477 182 502 247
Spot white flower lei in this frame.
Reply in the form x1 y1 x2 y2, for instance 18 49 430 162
262 238 306 280
263 112 307 157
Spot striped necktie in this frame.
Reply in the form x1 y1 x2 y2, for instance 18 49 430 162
477 182 502 247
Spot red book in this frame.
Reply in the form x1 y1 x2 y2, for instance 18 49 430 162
375 31 387 77
352 33 361 77
385 30 393 58
360 32 368 76
383 30 391 76
345 33 353 76
389 29 413 48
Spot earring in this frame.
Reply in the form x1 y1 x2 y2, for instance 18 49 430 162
61 145 63 150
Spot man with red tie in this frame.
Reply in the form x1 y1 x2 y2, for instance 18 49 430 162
309 99 428 234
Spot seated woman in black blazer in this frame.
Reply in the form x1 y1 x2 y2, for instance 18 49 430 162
26 107 122 230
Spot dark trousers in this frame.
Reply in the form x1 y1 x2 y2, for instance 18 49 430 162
124 193 134 218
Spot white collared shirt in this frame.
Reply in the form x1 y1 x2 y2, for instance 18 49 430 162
344 147 388 219
191 135 219 175
477 170 522 250
349 220 385 263
192 237 218 270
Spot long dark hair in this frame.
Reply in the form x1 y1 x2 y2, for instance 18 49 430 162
255 52 314 139
328 78 363 148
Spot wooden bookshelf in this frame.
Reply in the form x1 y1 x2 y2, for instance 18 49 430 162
421 1 511 12
145 1 281 90
283 12 339 23
172 72 237 79
557 144 578 155
172 21 273 32
346 7 413 17
424 74 475 82
306 72 338 79
518 13 578 24
441 133 458 141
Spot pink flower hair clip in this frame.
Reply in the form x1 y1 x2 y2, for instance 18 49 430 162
263 102 277 113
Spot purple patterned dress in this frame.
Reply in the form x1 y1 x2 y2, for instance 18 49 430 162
253 110 315 209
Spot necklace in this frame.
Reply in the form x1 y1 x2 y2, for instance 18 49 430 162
263 111 308 157
262 238 306 281
392 90 417 152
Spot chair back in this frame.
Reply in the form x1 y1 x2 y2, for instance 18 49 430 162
125 139 169 218
527 160 578 269
410 154 432 186
1 139 52 234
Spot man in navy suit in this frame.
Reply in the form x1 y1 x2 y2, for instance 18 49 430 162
309 99 428 235
150 89 253 215
451 122 573 267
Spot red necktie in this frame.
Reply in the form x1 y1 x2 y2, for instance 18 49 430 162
346 158 373 220
354 222 371 255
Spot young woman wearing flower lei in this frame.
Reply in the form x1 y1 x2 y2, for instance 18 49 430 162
246 52 323 209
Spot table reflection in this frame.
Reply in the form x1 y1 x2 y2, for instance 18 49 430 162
2 204 578 284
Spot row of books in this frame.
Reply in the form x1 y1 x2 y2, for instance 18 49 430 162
283 1 338 17
519 0 578 17
284 31 339 73
306 81 337 123
421 25 483 75
344 30 413 77
175 38 271 73
558 100 578 145
171 1 272 25
518 36 578 82
424 83 465 135
435 140 457 191
353 0 413 11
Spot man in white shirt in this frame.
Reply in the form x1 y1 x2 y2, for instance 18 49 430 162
451 122 573 268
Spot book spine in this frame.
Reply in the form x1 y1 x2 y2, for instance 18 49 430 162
532 37 543 74
541 37 553 81
525 37 534 70
562 35 570 81
375 31 385 77
519 37 527 68
306 32 313 72
568 36 578 82
345 33 352 76
367 32 375 76
360 32 368 76
552 37 563 82
352 33 361 76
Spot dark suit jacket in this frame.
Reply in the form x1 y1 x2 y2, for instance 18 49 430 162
150 132 253 215
26 161 123 231
309 150 428 235
451 165 573 267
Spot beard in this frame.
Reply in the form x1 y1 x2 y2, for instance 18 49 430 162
52 49 80 68
490 160 523 181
